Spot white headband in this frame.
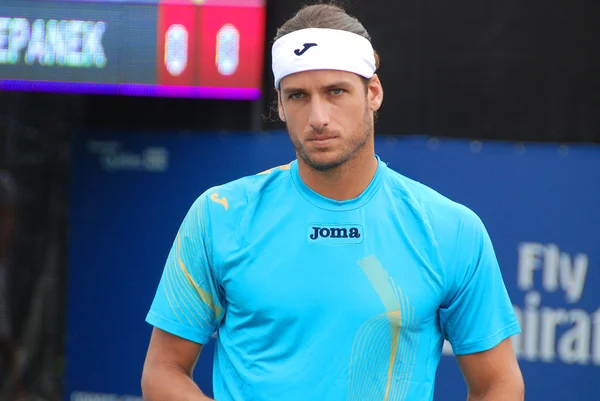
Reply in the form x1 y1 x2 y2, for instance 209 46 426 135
272 28 376 88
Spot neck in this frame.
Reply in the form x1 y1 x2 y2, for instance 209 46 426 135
297 147 379 201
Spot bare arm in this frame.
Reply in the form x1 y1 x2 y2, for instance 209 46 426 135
141 327 214 401
457 338 524 401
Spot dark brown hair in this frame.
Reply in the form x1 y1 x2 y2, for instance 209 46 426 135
273 3 380 72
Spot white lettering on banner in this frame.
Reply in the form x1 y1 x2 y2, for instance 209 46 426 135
443 242 598 367
86 141 169 173
0 17 106 68
512 293 599 365
518 243 588 303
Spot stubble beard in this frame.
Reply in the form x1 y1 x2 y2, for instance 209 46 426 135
288 108 374 172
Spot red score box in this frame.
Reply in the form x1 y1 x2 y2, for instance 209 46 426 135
156 4 197 86
196 5 266 89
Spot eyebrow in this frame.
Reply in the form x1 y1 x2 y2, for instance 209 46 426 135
281 80 354 95
323 81 354 90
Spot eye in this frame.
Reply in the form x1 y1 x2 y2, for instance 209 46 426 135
330 88 345 96
288 92 305 100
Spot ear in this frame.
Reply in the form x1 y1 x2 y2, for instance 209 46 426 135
277 91 286 122
367 74 384 112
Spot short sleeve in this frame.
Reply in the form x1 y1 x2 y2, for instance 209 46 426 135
439 210 521 355
146 194 225 345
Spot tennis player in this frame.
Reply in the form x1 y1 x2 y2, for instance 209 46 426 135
142 4 524 400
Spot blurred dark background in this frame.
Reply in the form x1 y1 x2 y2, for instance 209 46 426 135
78 0 600 141
0 0 598 400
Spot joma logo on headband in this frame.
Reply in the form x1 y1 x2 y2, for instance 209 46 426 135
294 43 318 56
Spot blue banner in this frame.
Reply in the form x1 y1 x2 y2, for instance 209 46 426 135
67 132 600 400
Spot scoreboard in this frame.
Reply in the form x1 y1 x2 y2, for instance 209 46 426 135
0 0 266 99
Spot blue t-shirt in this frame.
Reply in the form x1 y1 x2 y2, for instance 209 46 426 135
146 157 520 401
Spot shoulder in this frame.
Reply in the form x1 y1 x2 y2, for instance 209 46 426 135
191 162 294 222
383 165 486 243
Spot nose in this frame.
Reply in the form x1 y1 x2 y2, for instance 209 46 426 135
307 98 329 132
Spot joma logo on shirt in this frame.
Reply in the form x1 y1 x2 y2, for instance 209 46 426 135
307 225 364 244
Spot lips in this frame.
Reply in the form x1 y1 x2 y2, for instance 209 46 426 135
308 137 337 147
308 136 337 142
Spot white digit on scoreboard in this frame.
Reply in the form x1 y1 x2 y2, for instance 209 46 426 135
165 24 188 77
216 23 239 76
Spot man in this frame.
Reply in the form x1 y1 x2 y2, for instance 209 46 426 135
142 3 524 401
